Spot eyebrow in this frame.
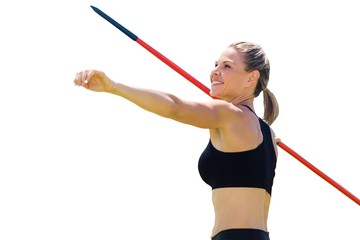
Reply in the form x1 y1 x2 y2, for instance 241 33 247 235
215 60 234 65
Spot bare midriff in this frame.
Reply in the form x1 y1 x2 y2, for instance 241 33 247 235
211 187 271 238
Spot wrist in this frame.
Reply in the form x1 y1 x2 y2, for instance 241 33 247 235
107 81 126 96
104 77 119 94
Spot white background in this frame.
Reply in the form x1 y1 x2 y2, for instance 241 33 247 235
1 0 359 239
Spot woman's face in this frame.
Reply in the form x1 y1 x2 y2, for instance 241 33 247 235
210 47 253 101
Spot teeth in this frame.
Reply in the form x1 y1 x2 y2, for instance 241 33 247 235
212 81 223 85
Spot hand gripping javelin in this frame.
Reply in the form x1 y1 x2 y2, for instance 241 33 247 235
90 5 360 206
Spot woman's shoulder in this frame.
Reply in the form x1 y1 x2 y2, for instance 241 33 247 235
207 100 250 116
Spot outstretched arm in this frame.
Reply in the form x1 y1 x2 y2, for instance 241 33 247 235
74 70 233 129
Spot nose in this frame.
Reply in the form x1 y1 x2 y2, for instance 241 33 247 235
210 67 220 79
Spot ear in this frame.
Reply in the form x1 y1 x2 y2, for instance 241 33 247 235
246 70 260 86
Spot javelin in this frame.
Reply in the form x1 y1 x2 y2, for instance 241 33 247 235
90 6 360 206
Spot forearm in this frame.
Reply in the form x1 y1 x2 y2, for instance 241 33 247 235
108 82 181 119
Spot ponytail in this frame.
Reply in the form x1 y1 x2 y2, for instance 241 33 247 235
262 88 279 125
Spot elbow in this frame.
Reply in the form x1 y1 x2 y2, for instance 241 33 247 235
164 94 184 120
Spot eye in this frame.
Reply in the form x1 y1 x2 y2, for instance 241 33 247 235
214 62 219 67
224 64 231 68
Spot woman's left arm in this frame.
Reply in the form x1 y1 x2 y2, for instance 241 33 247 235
74 70 236 129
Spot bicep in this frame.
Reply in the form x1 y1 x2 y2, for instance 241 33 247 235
169 99 235 129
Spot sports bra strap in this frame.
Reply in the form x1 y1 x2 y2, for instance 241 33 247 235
240 105 257 116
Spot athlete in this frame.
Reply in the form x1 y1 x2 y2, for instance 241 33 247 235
74 41 279 240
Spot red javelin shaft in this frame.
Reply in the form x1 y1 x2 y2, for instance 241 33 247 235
278 142 359 205
90 6 359 206
136 39 212 97
90 6 211 97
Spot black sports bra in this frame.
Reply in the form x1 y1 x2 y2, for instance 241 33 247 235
198 106 277 195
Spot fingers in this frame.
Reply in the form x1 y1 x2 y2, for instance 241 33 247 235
74 71 84 86
74 70 94 87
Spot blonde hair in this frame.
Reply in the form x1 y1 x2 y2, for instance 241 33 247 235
229 42 279 125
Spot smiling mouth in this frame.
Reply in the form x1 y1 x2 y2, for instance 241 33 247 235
211 80 224 86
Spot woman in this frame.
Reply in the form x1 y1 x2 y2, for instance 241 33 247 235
74 41 279 240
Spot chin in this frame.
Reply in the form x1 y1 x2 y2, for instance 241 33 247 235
210 90 217 97
210 90 222 100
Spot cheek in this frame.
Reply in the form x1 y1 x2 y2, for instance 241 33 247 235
224 74 242 86
228 76 248 93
